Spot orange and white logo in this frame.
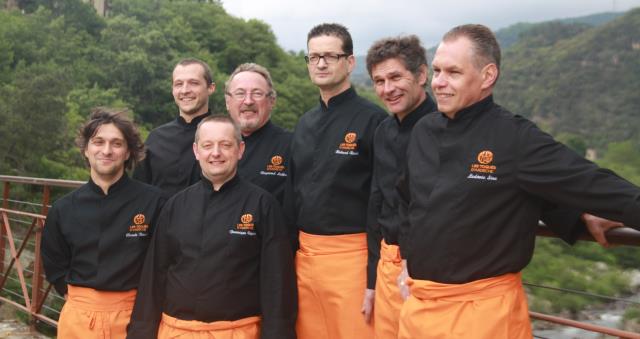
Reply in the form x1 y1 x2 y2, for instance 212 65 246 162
237 213 255 230
128 213 149 234
470 150 497 174
133 214 145 225
344 132 357 144
338 132 358 151
477 150 493 165
266 155 286 172
271 155 283 166
241 213 253 224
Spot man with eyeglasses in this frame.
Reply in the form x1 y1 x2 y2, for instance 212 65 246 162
225 63 291 204
133 58 216 198
286 23 386 339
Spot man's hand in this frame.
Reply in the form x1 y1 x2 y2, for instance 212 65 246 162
397 259 410 301
361 288 375 323
582 213 623 248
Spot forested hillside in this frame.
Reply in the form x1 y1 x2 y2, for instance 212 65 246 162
0 0 318 179
496 8 640 152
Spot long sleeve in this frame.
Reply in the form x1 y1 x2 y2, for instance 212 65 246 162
259 199 297 339
132 151 152 184
540 204 585 244
516 121 640 230
396 169 411 259
282 158 299 251
127 205 173 339
366 166 383 289
41 205 70 296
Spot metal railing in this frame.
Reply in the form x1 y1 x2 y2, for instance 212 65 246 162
1 174 640 338
0 175 83 329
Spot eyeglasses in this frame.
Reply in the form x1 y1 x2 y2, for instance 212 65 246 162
225 91 272 101
304 53 350 65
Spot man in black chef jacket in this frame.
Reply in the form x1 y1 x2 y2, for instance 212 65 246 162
42 108 165 339
396 24 640 339
225 63 291 204
127 114 296 339
288 22 386 339
133 58 216 198
363 33 619 338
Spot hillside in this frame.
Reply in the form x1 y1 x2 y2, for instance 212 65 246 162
496 8 640 150
0 0 318 178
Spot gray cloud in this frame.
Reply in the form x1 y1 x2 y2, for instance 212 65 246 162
225 0 640 54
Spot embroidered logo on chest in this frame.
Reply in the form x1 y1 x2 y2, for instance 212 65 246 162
230 213 257 237
126 213 149 238
467 150 498 181
335 132 360 155
261 155 287 177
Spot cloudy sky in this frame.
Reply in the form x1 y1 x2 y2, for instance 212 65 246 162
224 0 640 55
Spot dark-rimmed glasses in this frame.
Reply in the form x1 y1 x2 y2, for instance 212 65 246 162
304 54 350 65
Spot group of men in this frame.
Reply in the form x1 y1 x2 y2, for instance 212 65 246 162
41 21 640 339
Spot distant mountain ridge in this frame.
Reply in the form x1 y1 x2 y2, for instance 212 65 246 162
496 8 640 149
351 9 638 150
352 11 627 86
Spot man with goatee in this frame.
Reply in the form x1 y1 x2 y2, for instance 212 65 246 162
225 63 291 204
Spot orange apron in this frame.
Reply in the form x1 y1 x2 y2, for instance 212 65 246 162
157 313 260 339
373 239 404 339
398 272 532 339
57 285 136 339
296 231 374 339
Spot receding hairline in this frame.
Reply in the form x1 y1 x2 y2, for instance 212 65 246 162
194 117 242 145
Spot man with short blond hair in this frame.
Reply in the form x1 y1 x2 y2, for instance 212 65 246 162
128 114 296 339
225 63 291 203
134 58 216 198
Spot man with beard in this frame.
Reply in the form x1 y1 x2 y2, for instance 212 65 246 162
42 109 165 338
134 58 216 197
225 63 291 204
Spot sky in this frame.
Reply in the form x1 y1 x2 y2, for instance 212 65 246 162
223 0 640 55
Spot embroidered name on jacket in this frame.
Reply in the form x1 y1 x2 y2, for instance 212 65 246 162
230 213 257 236
335 132 360 155
467 150 498 181
260 155 287 177
126 213 149 237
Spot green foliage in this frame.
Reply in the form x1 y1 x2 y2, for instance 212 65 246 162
496 8 640 151
596 140 640 186
523 238 632 314
555 133 587 157
0 0 316 178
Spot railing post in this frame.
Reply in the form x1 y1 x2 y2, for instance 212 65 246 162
30 184 50 327
0 181 9 279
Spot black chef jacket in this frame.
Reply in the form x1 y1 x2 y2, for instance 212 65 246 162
133 113 210 198
41 174 165 296
287 87 386 236
366 95 436 288
238 121 291 204
399 95 640 284
127 175 296 339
